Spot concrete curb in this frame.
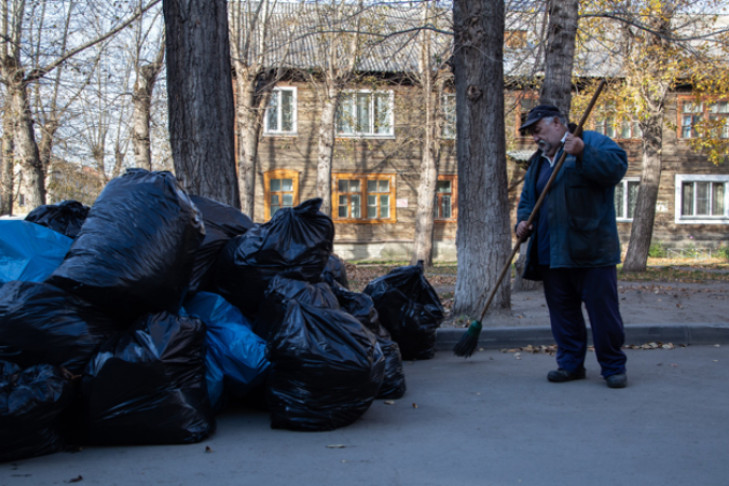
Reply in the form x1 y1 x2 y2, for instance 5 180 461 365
435 323 729 351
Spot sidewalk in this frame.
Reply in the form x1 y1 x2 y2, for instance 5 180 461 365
435 322 729 351
2 344 728 486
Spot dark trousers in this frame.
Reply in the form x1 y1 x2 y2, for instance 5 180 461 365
541 266 627 378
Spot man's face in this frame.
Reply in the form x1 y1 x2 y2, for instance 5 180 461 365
529 116 566 157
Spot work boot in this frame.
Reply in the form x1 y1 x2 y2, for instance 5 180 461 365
547 367 586 383
605 373 628 389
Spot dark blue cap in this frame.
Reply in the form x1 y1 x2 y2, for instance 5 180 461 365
519 104 563 131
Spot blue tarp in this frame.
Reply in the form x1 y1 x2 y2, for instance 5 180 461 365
0 220 72 285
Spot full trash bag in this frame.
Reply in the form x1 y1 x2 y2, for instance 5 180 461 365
81 311 213 445
184 291 269 410
187 195 254 296
320 253 349 289
363 261 444 361
265 300 385 431
0 361 74 463
331 282 406 399
0 220 72 285
25 200 90 239
0 280 121 375
253 274 339 340
212 198 334 318
47 169 205 320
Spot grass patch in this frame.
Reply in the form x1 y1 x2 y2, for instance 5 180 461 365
345 258 729 293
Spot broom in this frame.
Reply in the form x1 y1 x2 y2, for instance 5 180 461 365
453 80 607 357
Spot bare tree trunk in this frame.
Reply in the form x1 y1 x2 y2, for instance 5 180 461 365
316 85 338 217
233 71 264 218
623 112 663 271
132 44 165 170
163 0 240 207
412 88 438 266
452 0 511 318
13 83 45 209
1 104 14 215
623 9 673 272
540 0 578 113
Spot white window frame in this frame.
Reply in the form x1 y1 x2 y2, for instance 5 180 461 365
674 174 729 224
336 89 394 138
615 177 640 222
442 94 456 140
264 87 297 135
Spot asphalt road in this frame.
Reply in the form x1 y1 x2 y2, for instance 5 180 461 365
2 344 728 486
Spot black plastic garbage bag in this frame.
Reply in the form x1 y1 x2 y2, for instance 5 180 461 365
81 312 213 445
253 275 340 341
331 283 406 399
320 253 349 289
187 195 254 295
212 198 334 318
363 261 444 361
0 280 121 375
47 169 204 319
25 200 90 239
0 361 74 463
266 300 385 431
184 291 269 410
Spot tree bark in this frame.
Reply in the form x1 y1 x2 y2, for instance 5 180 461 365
232 69 265 218
1 102 14 215
452 0 511 318
540 0 579 113
412 87 439 266
132 44 165 171
622 9 673 272
623 111 663 272
163 0 240 207
316 86 338 217
13 82 45 209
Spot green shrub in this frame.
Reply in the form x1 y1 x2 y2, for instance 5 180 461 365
648 242 667 258
717 246 729 262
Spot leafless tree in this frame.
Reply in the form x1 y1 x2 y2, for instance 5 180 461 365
452 0 511 317
163 0 240 207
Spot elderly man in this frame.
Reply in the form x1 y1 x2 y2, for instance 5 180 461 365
515 104 629 389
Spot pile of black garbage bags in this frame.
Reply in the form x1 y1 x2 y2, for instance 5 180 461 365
0 168 445 462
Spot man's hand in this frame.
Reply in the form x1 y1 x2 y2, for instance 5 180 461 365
515 221 533 240
563 132 584 156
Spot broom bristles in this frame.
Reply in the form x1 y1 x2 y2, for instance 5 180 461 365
452 320 483 358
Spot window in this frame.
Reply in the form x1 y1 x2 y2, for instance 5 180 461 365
333 173 396 222
336 90 394 137
434 175 457 221
442 94 456 139
614 178 640 221
675 174 729 224
709 101 729 139
593 103 642 140
678 98 729 141
263 169 299 220
264 87 297 134
679 100 703 139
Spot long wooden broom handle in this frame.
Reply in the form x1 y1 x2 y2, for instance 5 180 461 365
477 80 607 322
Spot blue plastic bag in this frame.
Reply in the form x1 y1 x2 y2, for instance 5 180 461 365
184 292 270 408
0 220 72 284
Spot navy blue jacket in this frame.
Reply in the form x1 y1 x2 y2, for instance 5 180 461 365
516 130 628 280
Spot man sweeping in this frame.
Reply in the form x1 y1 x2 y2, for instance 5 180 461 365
515 104 629 389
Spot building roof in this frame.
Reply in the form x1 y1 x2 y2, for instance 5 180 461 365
235 2 728 80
